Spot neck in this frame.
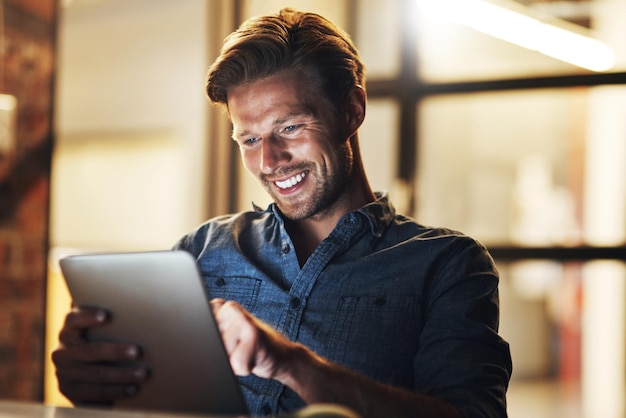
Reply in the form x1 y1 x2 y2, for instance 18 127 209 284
286 138 375 266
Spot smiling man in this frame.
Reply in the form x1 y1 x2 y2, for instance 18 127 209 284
227 67 371 265
53 8 512 418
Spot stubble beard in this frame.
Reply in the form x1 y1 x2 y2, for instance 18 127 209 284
263 144 354 221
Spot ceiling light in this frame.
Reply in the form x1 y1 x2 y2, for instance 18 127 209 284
416 0 615 72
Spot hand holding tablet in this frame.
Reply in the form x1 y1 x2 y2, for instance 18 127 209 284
57 250 248 416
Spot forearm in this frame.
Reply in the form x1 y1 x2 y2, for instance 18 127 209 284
275 343 462 418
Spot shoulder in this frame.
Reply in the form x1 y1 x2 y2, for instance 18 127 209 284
388 215 497 277
394 213 488 251
172 209 275 256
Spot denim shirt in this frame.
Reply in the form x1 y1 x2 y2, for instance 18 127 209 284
173 194 512 418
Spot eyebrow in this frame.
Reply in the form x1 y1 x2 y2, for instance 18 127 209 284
274 109 314 126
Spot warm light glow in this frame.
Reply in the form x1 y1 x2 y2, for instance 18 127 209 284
581 87 626 418
0 94 17 111
0 94 17 154
416 0 615 72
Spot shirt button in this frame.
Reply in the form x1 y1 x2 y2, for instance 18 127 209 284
281 243 291 254
215 277 226 287
261 404 272 415
290 297 301 309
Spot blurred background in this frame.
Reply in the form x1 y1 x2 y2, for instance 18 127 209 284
2 0 626 417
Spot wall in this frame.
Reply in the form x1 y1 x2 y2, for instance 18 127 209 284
0 0 56 401
45 0 227 405
51 0 211 250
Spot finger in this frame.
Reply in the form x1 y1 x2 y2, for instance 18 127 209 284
52 342 141 367
215 303 258 376
59 308 108 346
55 362 149 385
228 326 257 376
209 298 225 314
66 307 109 328
213 300 242 337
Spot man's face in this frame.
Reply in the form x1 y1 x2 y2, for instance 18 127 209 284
228 69 354 221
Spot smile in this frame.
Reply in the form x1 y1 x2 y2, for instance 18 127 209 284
275 171 307 189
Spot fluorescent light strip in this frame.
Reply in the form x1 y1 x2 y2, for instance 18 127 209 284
416 0 615 72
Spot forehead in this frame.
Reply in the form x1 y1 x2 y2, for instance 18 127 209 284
227 70 324 125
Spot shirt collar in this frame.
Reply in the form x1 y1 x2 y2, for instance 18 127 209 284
251 191 395 238
356 192 395 238
252 201 267 213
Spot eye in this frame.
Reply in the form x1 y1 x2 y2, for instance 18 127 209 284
282 124 302 135
241 136 260 147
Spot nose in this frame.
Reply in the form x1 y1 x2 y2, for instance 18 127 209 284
260 135 290 174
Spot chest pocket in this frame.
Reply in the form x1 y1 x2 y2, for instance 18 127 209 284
327 295 423 387
202 275 261 313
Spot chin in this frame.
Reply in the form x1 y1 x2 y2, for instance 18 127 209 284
276 201 314 221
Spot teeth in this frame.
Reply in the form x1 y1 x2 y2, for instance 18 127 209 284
275 172 306 189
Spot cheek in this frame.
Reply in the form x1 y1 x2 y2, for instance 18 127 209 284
240 149 259 174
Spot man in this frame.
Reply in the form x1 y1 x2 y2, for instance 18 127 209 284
53 8 512 418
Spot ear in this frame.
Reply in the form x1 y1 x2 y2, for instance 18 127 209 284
342 86 366 138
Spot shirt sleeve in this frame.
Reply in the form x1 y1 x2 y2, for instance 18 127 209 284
171 224 211 256
413 236 512 418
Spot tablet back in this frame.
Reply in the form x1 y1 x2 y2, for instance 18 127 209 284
59 250 248 416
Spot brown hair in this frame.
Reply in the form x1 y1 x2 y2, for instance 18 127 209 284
206 8 365 114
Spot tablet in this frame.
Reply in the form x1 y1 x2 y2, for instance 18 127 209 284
59 250 248 416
